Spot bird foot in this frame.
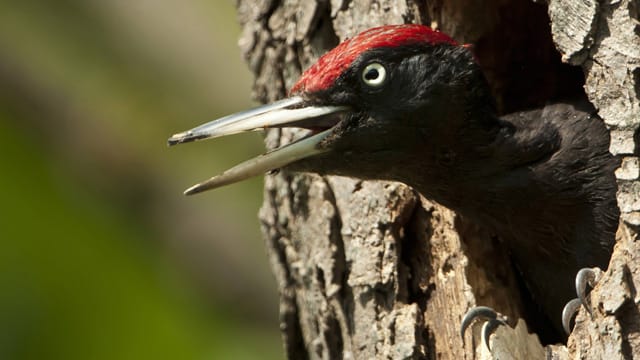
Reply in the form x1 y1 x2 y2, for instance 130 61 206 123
561 267 600 334
460 306 509 351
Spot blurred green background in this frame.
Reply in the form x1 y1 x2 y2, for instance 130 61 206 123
0 1 284 359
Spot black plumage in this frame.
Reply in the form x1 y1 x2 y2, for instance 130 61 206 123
287 42 619 337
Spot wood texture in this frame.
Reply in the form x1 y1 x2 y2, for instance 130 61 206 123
236 0 639 358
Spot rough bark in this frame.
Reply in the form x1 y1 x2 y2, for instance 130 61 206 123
235 0 639 359
549 0 640 358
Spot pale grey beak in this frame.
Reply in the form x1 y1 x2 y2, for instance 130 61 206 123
168 96 348 195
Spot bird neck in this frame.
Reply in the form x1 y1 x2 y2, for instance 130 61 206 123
407 107 562 227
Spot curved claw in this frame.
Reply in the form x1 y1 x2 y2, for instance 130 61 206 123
460 306 508 350
481 319 506 351
561 298 581 334
575 268 597 318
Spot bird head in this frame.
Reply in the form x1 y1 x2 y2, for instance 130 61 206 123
169 24 494 195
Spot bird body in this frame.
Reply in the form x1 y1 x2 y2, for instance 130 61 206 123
169 24 619 339
453 102 618 335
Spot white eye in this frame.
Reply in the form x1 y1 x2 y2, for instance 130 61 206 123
361 62 387 87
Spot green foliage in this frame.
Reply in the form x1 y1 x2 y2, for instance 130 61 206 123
0 1 283 359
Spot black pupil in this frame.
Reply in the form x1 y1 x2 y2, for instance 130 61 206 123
365 68 379 80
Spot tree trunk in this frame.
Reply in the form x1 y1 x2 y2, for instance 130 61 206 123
235 0 640 359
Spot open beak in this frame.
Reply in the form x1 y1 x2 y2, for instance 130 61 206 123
168 96 348 195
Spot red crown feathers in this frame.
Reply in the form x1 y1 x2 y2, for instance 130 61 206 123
291 24 458 94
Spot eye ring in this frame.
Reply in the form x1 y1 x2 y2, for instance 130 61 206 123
361 62 387 87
